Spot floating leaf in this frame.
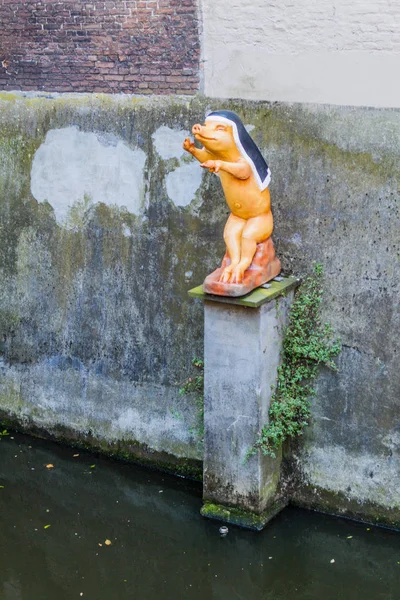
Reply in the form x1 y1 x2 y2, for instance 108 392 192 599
330 559 335 564
90 465 96 469
73 454 79 458
0 486 4 489
46 464 54 469
44 524 51 529
346 536 353 539
104 539 112 546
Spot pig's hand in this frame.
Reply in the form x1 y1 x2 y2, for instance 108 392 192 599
183 137 196 154
200 160 221 173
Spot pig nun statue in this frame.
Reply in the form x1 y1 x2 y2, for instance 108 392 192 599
183 110 281 297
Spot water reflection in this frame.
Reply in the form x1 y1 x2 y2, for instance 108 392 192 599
0 433 399 600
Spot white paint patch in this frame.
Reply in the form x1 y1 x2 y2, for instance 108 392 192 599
245 124 255 133
166 162 203 207
152 126 204 208
152 125 189 160
31 127 146 223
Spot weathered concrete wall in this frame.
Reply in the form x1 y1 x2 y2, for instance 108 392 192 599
0 92 225 477
200 0 400 107
0 92 399 524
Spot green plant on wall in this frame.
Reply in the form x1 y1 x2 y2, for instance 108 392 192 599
249 264 341 459
179 357 204 441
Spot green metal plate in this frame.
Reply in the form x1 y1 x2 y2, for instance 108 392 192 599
188 277 300 308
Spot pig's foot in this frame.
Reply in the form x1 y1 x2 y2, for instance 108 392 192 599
230 264 246 284
219 263 247 284
219 263 238 283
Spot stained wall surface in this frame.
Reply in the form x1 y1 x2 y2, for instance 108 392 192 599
201 0 400 107
0 93 399 524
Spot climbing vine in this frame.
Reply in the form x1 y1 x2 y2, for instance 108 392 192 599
249 264 341 458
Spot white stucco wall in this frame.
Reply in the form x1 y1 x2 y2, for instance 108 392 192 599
200 0 400 107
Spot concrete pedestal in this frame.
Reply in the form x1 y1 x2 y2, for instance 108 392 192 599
189 278 298 530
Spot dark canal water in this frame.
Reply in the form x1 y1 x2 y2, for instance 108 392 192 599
0 432 399 600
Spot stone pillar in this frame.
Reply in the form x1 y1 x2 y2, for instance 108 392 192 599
189 278 298 529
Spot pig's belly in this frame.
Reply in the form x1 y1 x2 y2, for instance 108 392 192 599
224 191 270 219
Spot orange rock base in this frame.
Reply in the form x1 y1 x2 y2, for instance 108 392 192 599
202 237 281 297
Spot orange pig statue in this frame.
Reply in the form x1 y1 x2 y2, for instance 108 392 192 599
183 110 281 297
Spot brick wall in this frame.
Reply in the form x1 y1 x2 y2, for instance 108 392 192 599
0 0 200 94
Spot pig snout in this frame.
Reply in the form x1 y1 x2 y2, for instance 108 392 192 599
192 123 203 135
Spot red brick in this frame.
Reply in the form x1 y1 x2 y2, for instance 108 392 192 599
0 0 199 94
123 74 140 81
